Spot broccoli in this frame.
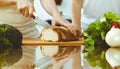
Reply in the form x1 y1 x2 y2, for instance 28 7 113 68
0 24 23 68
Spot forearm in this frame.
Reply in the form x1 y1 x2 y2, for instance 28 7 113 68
72 49 82 69
71 0 82 30
71 0 82 69
40 0 61 17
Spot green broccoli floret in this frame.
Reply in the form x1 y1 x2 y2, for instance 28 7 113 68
0 24 23 68
1 24 23 48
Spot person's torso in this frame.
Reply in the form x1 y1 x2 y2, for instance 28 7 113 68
0 1 38 38
0 2 33 27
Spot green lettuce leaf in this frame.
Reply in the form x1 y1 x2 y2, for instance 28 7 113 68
83 12 120 69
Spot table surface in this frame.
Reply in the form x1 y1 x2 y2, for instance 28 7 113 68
22 38 84 46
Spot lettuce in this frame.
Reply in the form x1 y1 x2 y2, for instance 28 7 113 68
83 12 120 69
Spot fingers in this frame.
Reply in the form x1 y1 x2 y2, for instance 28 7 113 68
23 65 34 69
64 47 80 60
52 17 59 26
28 6 34 18
20 7 34 18
16 0 34 18
59 21 77 36
52 18 77 36
64 22 77 36
67 48 77 58
20 7 29 17
19 6 34 18
52 47 80 67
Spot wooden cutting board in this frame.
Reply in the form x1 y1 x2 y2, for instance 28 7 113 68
22 38 84 46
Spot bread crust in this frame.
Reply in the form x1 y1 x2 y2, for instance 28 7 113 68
40 26 80 58
53 26 80 41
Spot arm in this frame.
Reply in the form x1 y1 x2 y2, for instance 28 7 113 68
71 0 82 31
71 0 83 69
40 0 61 18
40 0 77 35
52 47 79 69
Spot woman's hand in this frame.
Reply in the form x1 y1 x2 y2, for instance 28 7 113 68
52 47 80 69
23 65 35 69
16 0 34 18
52 16 77 36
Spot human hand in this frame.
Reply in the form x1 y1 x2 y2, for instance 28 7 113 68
23 64 35 69
16 0 34 18
52 16 77 36
52 47 80 69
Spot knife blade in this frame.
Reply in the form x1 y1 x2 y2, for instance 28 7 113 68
34 17 51 28
33 12 51 33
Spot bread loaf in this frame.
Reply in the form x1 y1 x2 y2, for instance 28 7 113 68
40 26 80 41
40 26 80 59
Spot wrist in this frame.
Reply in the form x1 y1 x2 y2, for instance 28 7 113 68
53 14 61 17
52 9 62 17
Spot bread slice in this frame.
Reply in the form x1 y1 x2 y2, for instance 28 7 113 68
40 27 62 42
40 26 80 41
41 45 62 58
54 26 80 41
40 26 80 58
41 46 80 59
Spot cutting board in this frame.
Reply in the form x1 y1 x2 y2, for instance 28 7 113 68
22 38 84 46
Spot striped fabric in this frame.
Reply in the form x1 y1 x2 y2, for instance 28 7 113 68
0 4 39 69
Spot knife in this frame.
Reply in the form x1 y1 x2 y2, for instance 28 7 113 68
33 12 51 33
